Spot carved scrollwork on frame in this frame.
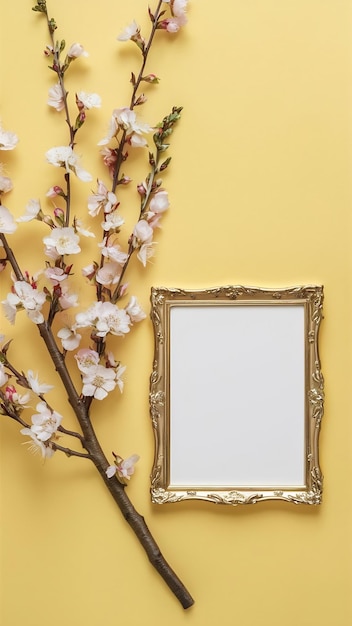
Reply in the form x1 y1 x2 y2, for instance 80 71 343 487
149 285 324 506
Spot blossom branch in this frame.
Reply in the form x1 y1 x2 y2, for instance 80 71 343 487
111 0 163 192
1 0 194 610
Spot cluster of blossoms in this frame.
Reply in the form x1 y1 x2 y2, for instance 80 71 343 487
0 353 59 458
20 401 62 459
0 0 187 476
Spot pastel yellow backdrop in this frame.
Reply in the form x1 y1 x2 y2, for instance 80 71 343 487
1 1 351 625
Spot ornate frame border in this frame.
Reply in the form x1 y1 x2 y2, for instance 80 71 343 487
149 285 324 505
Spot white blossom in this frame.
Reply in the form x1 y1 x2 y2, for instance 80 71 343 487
27 370 54 394
101 211 124 231
0 206 17 234
117 20 140 42
29 401 62 442
20 428 55 458
57 326 81 351
149 190 170 214
88 180 118 217
47 83 65 111
74 348 100 373
43 226 81 255
106 454 139 480
2 282 46 324
67 43 88 58
46 146 92 182
75 301 131 338
0 175 13 195
81 364 117 400
96 261 121 286
17 199 41 222
0 125 18 150
0 364 9 387
125 296 146 323
98 107 152 147
76 91 101 109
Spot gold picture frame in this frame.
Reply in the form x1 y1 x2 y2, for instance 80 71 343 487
149 285 324 505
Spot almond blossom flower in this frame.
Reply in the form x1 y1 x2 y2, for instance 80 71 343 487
57 326 81 351
17 198 42 222
0 206 17 234
106 454 140 481
44 266 68 284
100 147 118 178
98 107 152 148
125 296 146 323
132 220 155 266
43 226 81 255
20 428 56 458
74 348 100 373
101 211 124 232
20 402 61 458
4 385 30 407
27 370 54 394
133 219 153 243
46 146 92 182
149 190 170 214
74 219 95 238
99 240 128 265
88 180 118 217
117 20 140 42
75 301 131 338
2 281 46 324
29 402 62 441
0 175 13 195
160 0 188 32
0 125 18 150
67 43 88 59
76 91 101 110
47 83 65 111
58 285 79 310
81 364 117 400
96 262 121 286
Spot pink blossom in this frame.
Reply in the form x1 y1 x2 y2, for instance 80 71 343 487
106 454 140 481
133 219 153 243
96 262 121 286
74 348 100 373
58 285 79 310
44 266 68 284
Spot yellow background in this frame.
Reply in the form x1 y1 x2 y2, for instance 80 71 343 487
1 1 351 625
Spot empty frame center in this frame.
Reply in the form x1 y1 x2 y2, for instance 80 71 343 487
169 304 305 488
